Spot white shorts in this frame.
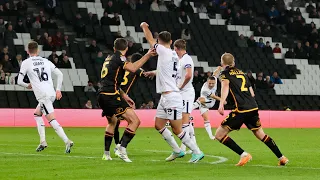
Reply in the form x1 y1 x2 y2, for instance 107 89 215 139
180 89 195 114
36 96 55 115
156 92 183 120
199 100 215 115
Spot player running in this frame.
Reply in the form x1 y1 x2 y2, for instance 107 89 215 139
192 75 224 140
215 53 289 166
113 53 145 157
141 22 204 163
173 39 197 154
98 38 155 162
17 41 73 153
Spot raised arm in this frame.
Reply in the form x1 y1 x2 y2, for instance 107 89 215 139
140 22 156 48
124 49 156 73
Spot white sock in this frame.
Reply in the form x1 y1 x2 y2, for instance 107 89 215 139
180 123 190 151
178 131 201 154
104 151 110 156
49 119 69 144
193 101 201 110
204 120 214 138
159 127 181 153
189 122 197 144
34 115 46 143
240 151 248 158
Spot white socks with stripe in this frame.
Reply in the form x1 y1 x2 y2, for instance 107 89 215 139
49 119 69 144
204 120 215 139
189 122 197 144
180 123 190 151
159 127 181 153
34 115 46 143
178 131 201 154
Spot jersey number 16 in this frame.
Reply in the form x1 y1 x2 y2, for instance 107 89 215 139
33 67 49 82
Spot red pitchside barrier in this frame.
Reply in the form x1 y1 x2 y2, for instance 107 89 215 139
0 109 319 128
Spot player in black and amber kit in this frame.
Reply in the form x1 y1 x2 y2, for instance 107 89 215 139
215 53 289 166
98 38 155 162
113 53 145 157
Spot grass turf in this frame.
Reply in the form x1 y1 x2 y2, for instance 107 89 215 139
0 128 319 180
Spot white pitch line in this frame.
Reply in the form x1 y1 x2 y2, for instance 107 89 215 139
0 152 97 159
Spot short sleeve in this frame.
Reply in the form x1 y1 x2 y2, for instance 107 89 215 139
154 43 166 55
219 71 228 81
184 56 193 69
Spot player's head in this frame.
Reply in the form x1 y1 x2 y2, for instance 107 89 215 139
220 53 235 68
207 76 217 89
130 53 143 63
114 38 128 54
158 31 172 46
173 39 187 55
27 41 39 55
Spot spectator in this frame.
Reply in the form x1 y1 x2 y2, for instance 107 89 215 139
84 81 97 92
12 54 23 73
48 18 58 29
95 51 105 64
150 0 160 11
236 34 248 47
268 6 279 20
38 10 45 19
273 43 282 53
256 75 269 89
140 103 147 109
52 57 59 67
264 25 273 37
234 12 243 25
270 72 283 84
59 50 67 61
159 0 168 12
59 56 72 69
197 3 207 13
35 35 42 44
254 26 263 36
257 38 265 48
45 0 57 16
129 0 136 10
48 49 58 62
74 13 86 37
180 0 193 13
84 100 93 109
181 29 191 41
16 0 28 12
124 31 135 43
247 70 256 89
0 17 5 38
105 1 115 14
136 0 148 11
167 0 177 12
100 12 112 26
306 1 314 13
247 35 256 47
0 46 11 60
295 42 307 59
4 2 15 16
285 48 295 58
62 35 70 47
2 54 13 73
0 71 5 84
40 16 49 29
126 41 138 56
0 5 4 16
53 31 63 48
25 15 33 29
122 0 131 10
304 41 311 57
32 18 41 29
110 13 121 26
178 11 191 24
266 76 275 88
264 41 273 54
310 43 320 60
43 36 55 51
145 101 154 109
88 40 100 53
4 24 18 40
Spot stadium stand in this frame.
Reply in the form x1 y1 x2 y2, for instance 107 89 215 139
1 0 320 110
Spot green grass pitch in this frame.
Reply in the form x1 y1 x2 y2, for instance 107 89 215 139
0 128 319 180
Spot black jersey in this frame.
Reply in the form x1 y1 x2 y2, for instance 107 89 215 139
99 51 127 95
120 68 144 94
219 66 258 113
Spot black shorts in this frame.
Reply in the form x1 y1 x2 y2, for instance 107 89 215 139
221 110 261 131
98 94 131 118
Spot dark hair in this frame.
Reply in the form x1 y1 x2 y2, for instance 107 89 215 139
208 76 216 81
174 39 187 50
158 31 171 44
131 53 143 62
114 38 128 51
28 41 38 54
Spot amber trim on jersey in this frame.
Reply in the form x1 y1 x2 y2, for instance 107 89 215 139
100 91 120 96
123 61 128 69
125 75 137 94
139 70 143 77
114 67 120 92
230 89 238 109
230 89 258 113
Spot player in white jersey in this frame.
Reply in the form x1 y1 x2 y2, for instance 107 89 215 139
141 22 204 163
173 39 197 154
17 41 73 153
193 70 225 140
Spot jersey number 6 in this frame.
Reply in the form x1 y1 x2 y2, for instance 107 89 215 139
33 67 48 82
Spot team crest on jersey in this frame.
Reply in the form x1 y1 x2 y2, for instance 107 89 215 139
116 107 123 114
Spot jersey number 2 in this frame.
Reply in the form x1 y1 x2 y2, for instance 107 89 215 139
33 67 48 82
236 75 248 92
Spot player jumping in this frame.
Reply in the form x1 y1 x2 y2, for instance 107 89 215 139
98 38 155 162
215 53 289 166
173 39 198 154
17 41 73 153
141 22 204 163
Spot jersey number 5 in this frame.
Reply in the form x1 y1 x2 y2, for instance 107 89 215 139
33 67 48 82
236 75 248 92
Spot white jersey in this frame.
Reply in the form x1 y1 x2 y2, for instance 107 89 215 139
200 80 217 103
155 44 180 93
19 56 58 100
177 53 194 92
